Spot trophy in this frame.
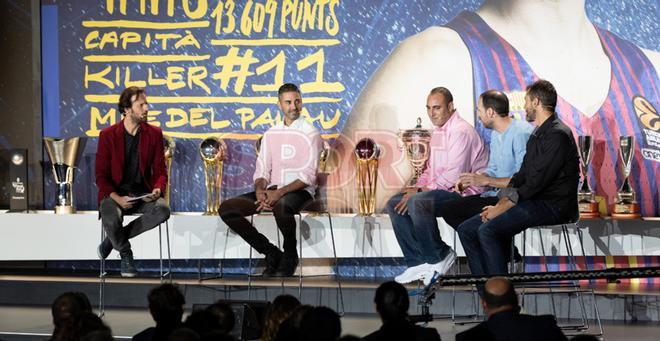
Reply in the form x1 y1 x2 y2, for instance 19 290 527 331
43 137 87 214
163 135 176 204
355 138 380 216
577 136 599 218
612 136 641 219
199 137 225 215
399 117 432 187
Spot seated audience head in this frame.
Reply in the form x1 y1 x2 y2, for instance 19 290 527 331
299 306 341 341
274 304 312 341
184 309 222 337
53 312 112 341
148 283 186 326
206 301 236 334
167 328 200 341
482 277 519 317
374 281 409 322
261 294 301 341
51 292 93 331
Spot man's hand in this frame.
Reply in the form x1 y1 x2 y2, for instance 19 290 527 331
111 193 134 210
480 205 496 223
264 189 283 206
254 188 270 211
394 187 419 215
143 188 161 202
459 173 490 188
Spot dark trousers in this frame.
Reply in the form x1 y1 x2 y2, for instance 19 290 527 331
219 190 313 256
440 195 498 228
457 199 561 276
100 197 171 252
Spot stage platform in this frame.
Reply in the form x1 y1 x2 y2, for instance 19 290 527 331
1 211 659 261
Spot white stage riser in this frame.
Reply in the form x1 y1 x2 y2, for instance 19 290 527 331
1 212 658 260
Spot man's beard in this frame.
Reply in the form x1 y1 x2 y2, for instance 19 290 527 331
525 108 536 122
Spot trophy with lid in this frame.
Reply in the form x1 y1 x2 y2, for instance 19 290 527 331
399 117 432 188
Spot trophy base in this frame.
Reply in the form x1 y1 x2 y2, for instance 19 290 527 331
202 211 219 216
578 202 600 219
55 206 76 214
611 203 641 219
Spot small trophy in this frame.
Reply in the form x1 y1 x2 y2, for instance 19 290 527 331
199 137 225 215
43 137 87 214
611 136 641 219
163 135 176 205
399 118 432 187
577 136 599 218
354 138 380 216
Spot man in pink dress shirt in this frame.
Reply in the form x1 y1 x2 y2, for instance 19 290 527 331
386 87 488 285
219 83 323 277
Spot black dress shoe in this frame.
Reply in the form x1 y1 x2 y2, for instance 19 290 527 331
262 250 283 277
274 253 299 277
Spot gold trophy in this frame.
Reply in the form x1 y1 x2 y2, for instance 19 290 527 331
355 138 380 216
611 136 641 219
199 137 226 215
43 137 87 214
399 117 432 187
577 136 599 218
163 135 176 205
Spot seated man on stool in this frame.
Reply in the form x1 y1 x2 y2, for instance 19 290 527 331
456 277 566 341
457 79 580 277
219 83 323 277
386 87 489 285
95 86 171 277
441 90 533 259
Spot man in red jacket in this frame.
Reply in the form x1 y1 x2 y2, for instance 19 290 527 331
95 86 170 277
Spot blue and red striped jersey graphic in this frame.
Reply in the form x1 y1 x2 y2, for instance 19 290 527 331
446 11 659 216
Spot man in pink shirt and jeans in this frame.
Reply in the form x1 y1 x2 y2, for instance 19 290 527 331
386 87 488 285
219 83 323 277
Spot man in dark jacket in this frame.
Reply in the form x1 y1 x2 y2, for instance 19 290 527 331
95 86 170 277
456 277 566 341
364 281 441 341
457 80 580 277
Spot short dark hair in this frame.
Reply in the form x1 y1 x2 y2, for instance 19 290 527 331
118 86 146 114
206 301 235 334
374 281 409 321
480 90 510 117
148 284 186 325
278 83 301 97
299 307 341 341
482 279 519 309
429 87 454 104
52 292 93 329
526 79 557 112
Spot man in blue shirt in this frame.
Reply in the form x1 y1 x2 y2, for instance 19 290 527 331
441 90 533 230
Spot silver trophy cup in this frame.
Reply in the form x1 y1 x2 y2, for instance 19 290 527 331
44 137 87 214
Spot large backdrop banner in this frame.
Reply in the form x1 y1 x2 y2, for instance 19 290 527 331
41 0 658 215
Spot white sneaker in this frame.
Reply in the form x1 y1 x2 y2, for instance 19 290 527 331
394 263 430 284
420 270 438 286
429 250 457 276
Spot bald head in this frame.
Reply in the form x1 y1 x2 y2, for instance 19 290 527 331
483 277 518 312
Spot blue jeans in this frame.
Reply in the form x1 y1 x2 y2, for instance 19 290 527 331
457 199 562 276
386 190 460 267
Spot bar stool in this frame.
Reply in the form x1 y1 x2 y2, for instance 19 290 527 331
512 219 602 336
242 176 345 314
98 217 171 317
